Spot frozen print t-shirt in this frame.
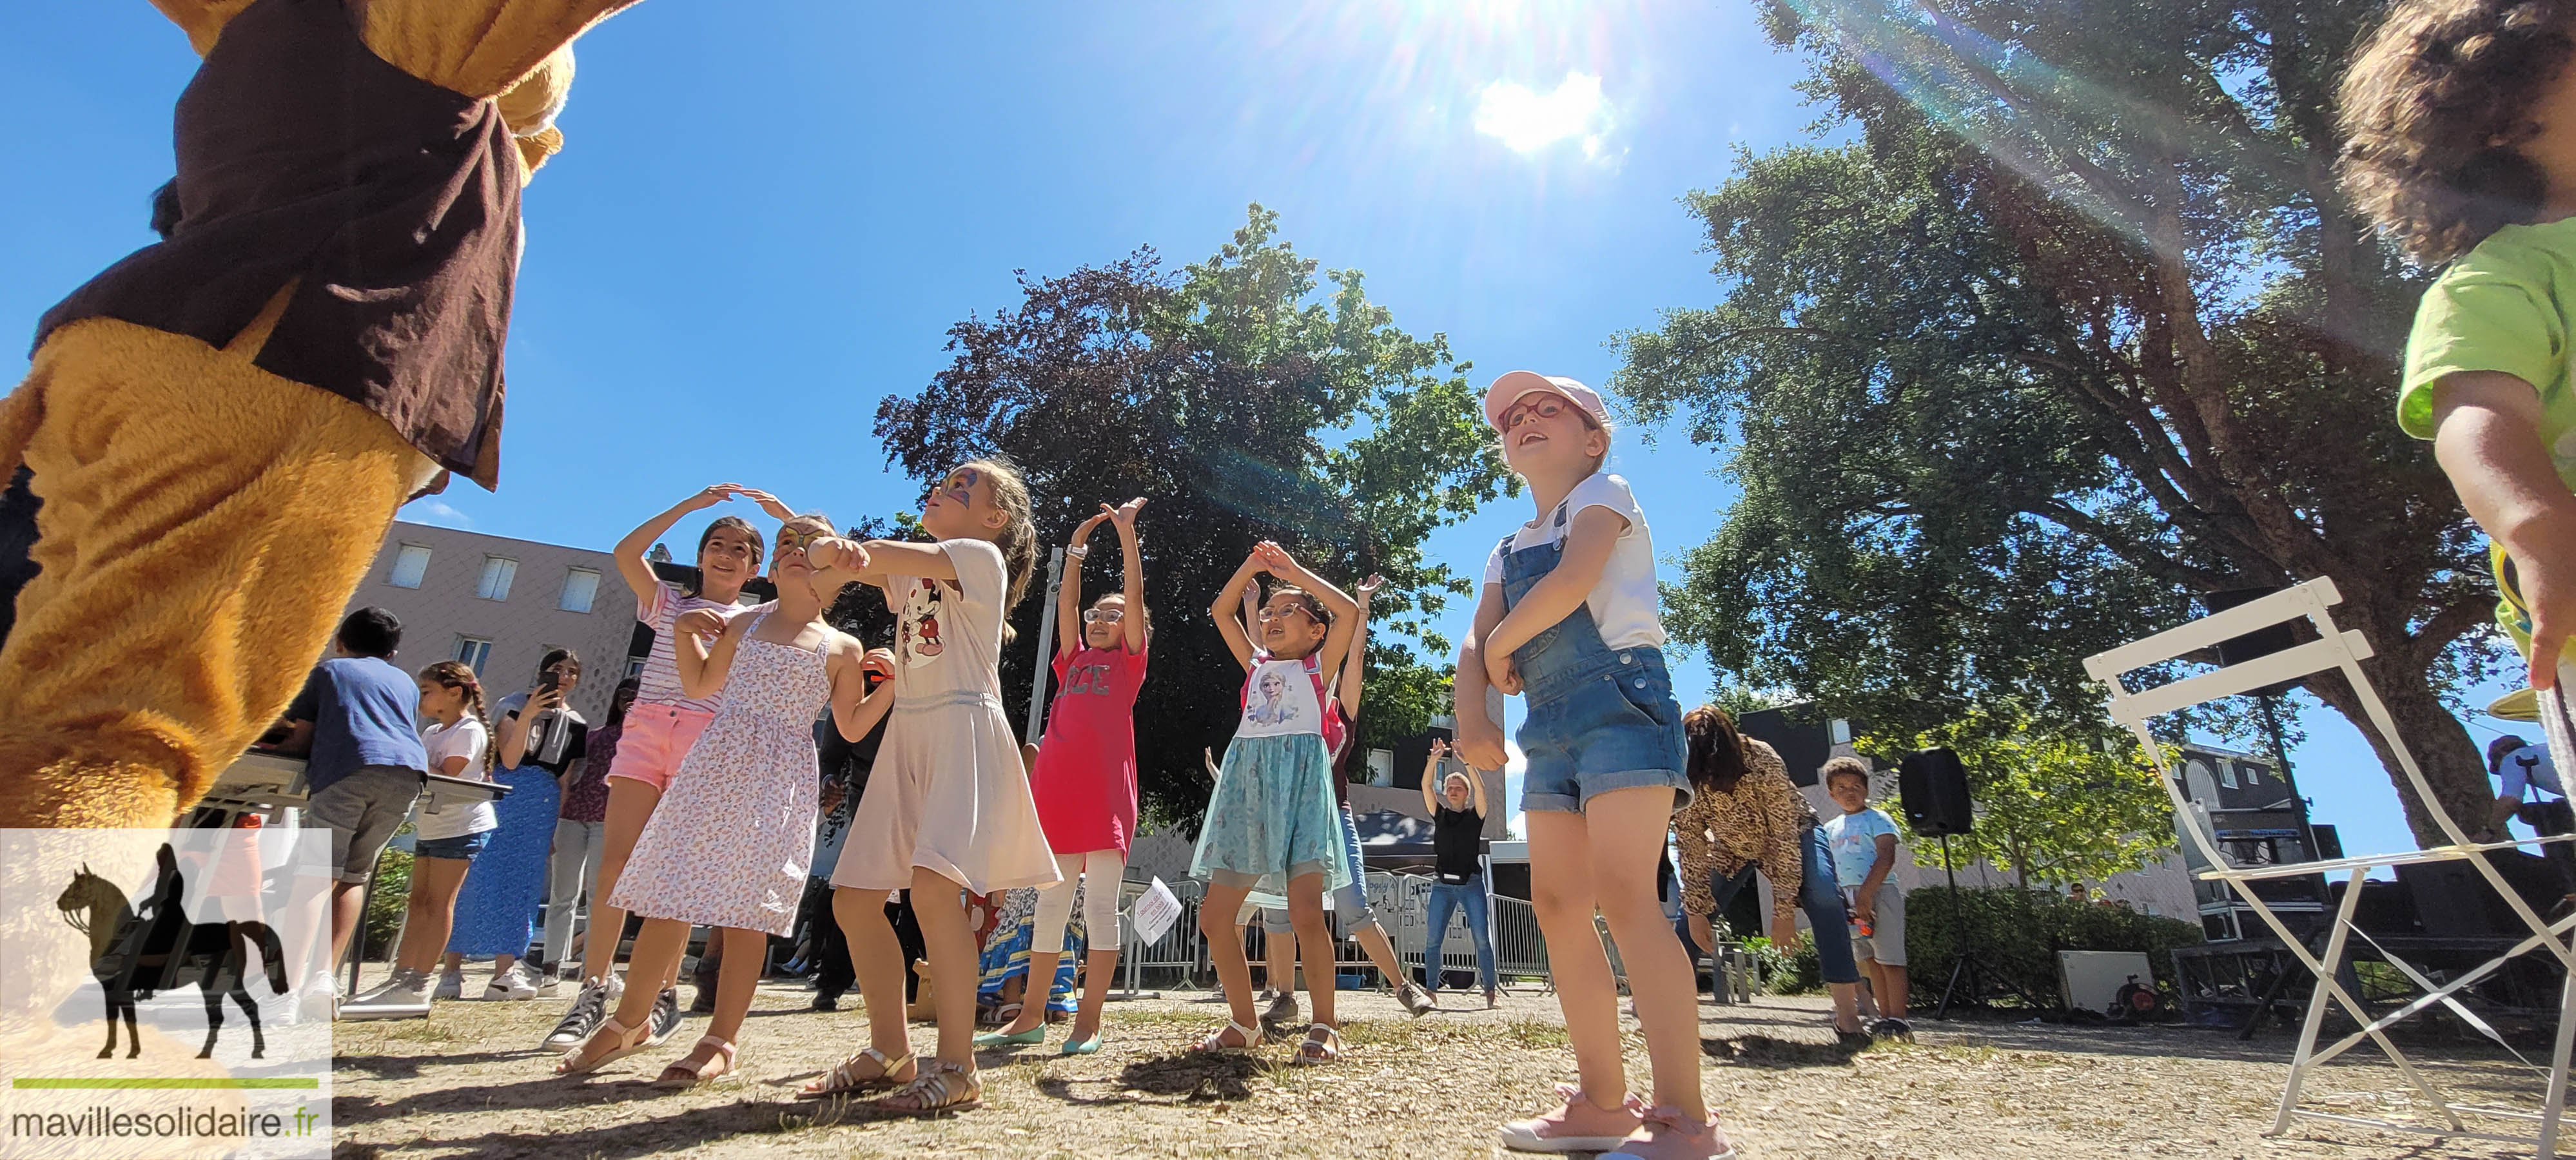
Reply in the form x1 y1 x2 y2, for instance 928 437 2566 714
1234 652 1327 740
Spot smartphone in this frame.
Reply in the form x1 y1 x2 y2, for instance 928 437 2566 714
538 669 561 695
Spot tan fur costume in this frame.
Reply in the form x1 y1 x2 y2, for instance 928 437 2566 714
0 0 640 828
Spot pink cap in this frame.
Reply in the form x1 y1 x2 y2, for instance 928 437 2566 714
1483 371 1608 434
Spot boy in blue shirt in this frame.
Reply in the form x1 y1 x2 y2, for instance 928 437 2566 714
277 607 427 985
1820 757 1909 1036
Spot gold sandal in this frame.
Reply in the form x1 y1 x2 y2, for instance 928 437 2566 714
800 1045 915 1097
875 1060 982 1117
651 1036 737 1089
1293 1023 1342 1066
553 1015 650 1077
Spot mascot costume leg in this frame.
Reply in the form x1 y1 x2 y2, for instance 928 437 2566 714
0 0 643 827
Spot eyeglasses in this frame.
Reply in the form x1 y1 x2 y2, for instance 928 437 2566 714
1081 608 1125 624
1256 604 1316 623
1503 395 1577 429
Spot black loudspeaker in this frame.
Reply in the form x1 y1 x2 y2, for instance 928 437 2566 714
1899 748 1974 837
2203 588 2299 695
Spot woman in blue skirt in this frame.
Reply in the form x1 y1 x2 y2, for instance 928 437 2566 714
445 651 589 1001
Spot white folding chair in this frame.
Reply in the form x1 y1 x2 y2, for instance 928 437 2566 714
2083 576 2576 1152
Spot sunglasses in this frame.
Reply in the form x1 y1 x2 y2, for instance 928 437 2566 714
1081 608 1125 624
1503 395 1581 429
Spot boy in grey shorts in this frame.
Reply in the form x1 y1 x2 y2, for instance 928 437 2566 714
275 608 429 982
1820 757 1910 1037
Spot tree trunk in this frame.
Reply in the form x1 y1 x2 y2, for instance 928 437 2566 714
2301 646 2491 849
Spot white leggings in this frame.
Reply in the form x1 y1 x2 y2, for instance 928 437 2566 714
1032 849 1126 954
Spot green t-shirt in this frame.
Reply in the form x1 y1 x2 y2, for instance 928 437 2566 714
2399 217 2576 489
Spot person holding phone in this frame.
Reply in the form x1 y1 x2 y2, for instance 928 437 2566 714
444 650 589 1001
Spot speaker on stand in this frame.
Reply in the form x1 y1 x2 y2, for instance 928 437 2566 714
1900 748 1991 1020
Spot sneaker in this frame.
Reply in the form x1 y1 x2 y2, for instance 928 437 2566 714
533 965 562 998
1605 1105 1735 1159
483 965 538 1001
645 987 683 1045
690 982 718 1016
1395 981 1435 1018
1263 990 1300 1026
812 994 840 1012
433 971 464 1001
1499 1085 1644 1153
341 968 433 1021
1869 1016 1914 1041
543 978 610 1053
1485 987 1501 1010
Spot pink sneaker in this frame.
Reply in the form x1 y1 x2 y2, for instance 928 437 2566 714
1607 1104 1736 1159
1498 1084 1644 1153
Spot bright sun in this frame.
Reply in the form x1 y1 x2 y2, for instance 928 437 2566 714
1472 72 1611 157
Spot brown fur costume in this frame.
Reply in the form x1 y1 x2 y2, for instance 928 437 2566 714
0 0 641 828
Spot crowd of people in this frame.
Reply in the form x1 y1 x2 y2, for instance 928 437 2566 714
269 369 1931 1158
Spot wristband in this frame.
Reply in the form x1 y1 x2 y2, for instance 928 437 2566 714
1066 545 1091 559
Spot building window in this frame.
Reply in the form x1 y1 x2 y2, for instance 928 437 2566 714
387 545 433 589
2218 762 2239 789
1367 749 1395 788
455 637 494 675
476 556 518 601
560 568 601 614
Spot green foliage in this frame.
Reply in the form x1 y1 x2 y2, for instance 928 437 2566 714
1904 885 2204 1010
1733 933 1818 996
361 847 411 961
873 206 1511 823
1613 0 2506 843
1859 710 2175 889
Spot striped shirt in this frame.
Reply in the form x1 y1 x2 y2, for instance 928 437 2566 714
634 580 732 715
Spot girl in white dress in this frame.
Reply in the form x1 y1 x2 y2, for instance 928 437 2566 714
797 459 1057 1115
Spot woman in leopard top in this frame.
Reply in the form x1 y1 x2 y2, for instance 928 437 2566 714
1669 706 1868 1039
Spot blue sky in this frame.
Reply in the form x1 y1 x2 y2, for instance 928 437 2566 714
0 1 2498 860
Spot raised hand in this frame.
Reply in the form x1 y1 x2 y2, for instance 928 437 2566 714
1253 540 1296 574
1070 510 1112 547
805 537 870 575
1356 573 1386 601
1109 496 1148 532
735 487 796 522
685 483 746 512
674 608 730 639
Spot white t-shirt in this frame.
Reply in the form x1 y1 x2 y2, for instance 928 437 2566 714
1480 472 1666 652
413 717 495 840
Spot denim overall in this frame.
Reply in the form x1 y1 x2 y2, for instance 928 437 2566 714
1497 500 1689 815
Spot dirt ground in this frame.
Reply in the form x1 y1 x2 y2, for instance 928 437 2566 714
327 967 2553 1159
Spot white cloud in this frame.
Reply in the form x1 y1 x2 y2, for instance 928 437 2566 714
1474 72 1615 160
411 499 474 529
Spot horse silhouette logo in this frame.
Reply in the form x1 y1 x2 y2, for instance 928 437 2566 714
54 844 289 1060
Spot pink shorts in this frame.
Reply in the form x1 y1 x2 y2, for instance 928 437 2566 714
607 702 717 793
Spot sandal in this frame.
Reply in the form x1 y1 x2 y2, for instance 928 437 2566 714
1292 1023 1342 1066
800 1046 915 1097
553 1015 652 1077
1191 1018 1258 1053
873 1059 982 1117
651 1036 737 1089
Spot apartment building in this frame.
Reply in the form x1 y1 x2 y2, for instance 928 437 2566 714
343 521 640 726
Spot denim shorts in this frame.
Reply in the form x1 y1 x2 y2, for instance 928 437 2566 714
414 829 493 862
1518 647 1690 815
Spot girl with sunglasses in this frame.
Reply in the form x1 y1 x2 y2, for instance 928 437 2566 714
979 496 1150 1056
1188 541 1360 1065
556 514 897 1088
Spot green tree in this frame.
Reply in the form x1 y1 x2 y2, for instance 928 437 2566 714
1615 0 2501 845
874 206 1514 823
1859 711 2175 889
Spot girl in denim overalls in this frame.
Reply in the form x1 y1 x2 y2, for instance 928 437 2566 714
1458 372 1732 1159
1189 541 1361 1065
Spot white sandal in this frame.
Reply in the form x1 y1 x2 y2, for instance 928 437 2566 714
1191 1018 1258 1053
875 1059 982 1116
1292 1023 1342 1066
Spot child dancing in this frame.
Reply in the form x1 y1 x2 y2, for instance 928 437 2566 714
801 461 1060 1115
1458 372 1729 1158
546 483 792 1052
1192 542 1360 1065
982 496 1149 1056
555 514 894 1086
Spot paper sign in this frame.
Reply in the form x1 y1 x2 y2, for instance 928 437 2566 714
1131 877 1184 946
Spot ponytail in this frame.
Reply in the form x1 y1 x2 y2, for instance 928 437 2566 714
420 661 497 773
964 458 1040 643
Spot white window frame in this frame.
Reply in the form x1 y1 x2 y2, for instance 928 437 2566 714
387 544 433 589
559 567 601 614
455 636 494 675
476 556 518 601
